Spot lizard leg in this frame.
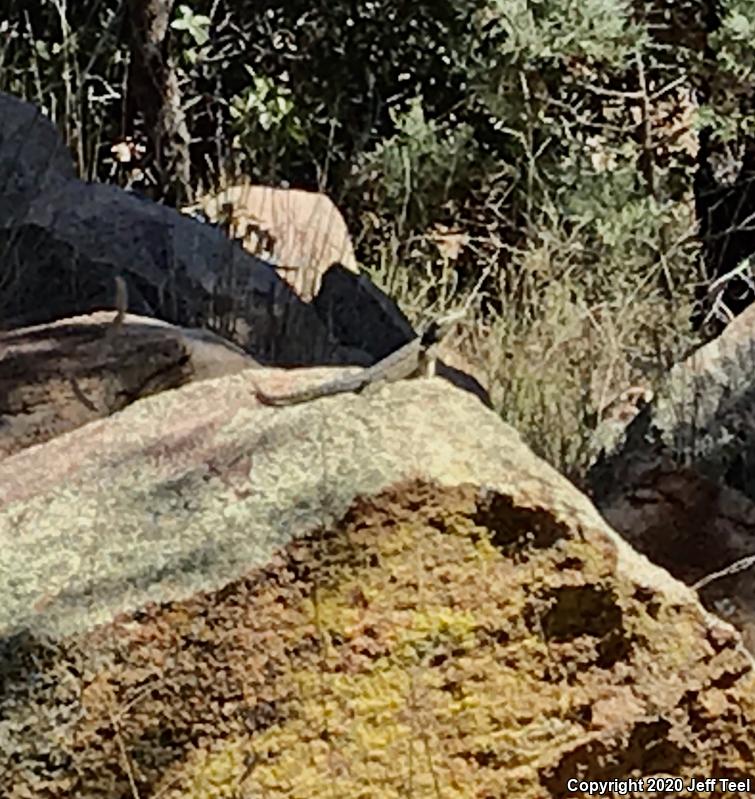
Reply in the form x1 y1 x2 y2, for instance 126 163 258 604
422 349 437 378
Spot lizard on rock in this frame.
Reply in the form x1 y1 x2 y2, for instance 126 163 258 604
253 314 459 406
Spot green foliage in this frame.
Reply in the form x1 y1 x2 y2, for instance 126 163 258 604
171 4 211 64
703 0 755 157
171 5 211 47
711 0 755 82
228 68 307 173
0 0 124 178
484 0 643 65
349 97 476 232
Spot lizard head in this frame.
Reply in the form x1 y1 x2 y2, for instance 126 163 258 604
419 308 465 347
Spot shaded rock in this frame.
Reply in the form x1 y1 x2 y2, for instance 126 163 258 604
0 311 258 459
1 176 274 334
312 263 415 359
592 460 755 653
0 377 753 797
0 91 76 225
0 175 372 367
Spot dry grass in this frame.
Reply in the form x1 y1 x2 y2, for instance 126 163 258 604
360 201 701 484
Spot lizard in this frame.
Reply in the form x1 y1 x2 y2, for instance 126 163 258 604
253 312 461 406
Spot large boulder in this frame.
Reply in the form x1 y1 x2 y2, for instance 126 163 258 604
0 92 404 369
1 376 753 797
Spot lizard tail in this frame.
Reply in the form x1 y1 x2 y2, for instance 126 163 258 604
253 374 366 406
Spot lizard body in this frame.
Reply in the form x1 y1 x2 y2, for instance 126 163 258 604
254 318 450 406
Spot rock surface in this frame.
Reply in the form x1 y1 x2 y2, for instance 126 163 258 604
0 311 258 459
0 91 76 207
590 301 755 503
1 377 753 798
184 183 359 300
